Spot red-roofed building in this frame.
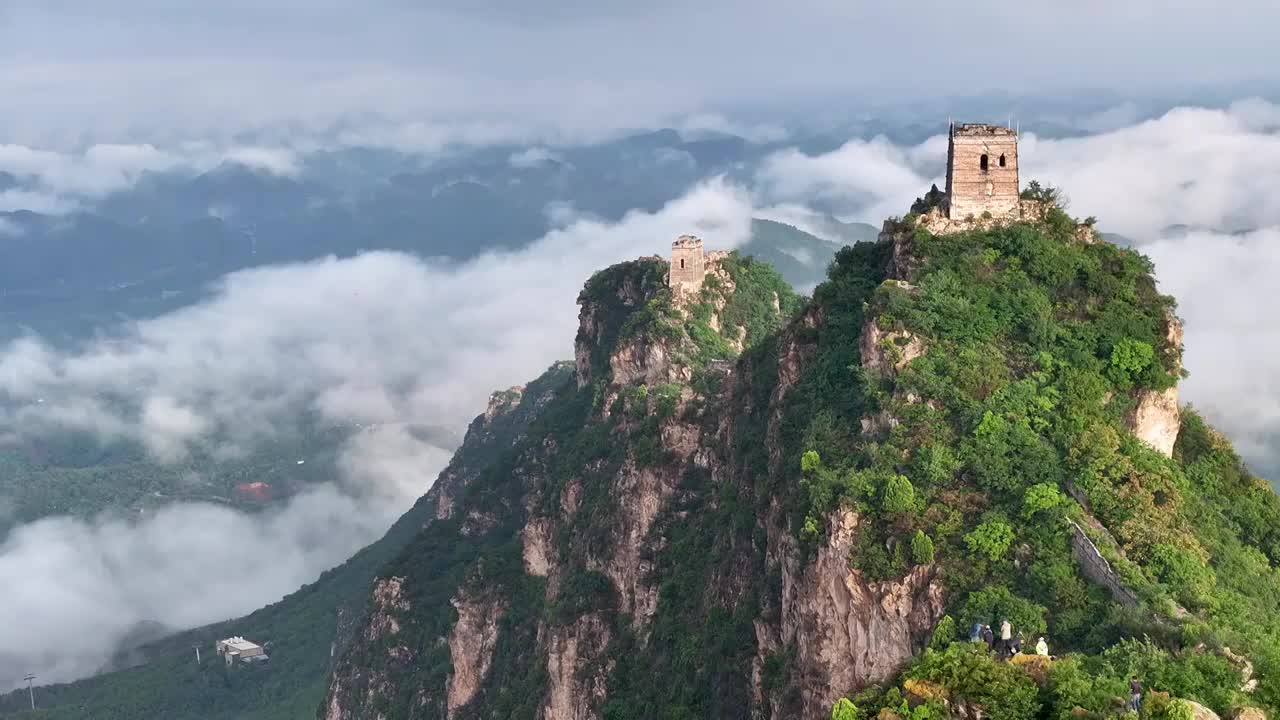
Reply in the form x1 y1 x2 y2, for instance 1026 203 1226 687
234 482 272 502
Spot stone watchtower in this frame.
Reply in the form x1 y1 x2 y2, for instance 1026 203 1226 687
669 235 706 295
945 123 1019 220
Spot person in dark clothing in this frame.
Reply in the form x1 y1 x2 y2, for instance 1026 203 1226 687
981 625 995 651
1129 678 1143 711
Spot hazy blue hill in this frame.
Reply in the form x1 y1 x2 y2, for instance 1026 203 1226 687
741 218 841 289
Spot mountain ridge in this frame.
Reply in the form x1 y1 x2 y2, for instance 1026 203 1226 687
319 186 1280 720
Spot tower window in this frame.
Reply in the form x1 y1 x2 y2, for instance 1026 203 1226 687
980 154 989 171
998 154 1007 167
680 259 685 269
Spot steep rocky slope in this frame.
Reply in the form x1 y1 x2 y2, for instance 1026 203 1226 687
322 194 1280 720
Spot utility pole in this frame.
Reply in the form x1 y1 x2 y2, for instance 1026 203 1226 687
194 644 202 664
23 674 35 711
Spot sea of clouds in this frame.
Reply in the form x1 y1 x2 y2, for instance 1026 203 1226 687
2 100 1280 686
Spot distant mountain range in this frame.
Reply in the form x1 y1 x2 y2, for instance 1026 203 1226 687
1 129 880 344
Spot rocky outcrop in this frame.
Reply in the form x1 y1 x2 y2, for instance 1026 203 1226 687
543 614 611 720
1221 646 1259 693
321 577 413 720
761 509 946 717
860 318 925 382
1187 700 1222 720
607 335 688 386
914 199 1097 239
367 577 410 641
522 516 554 577
484 387 524 424
858 281 925 435
1129 386 1180 457
587 461 670 623
1231 708 1266 720
1127 314 1184 458
434 382 546 520
446 591 507 716
574 260 665 388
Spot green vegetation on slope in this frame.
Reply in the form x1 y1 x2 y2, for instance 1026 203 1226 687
324 249 804 719
794 201 1280 718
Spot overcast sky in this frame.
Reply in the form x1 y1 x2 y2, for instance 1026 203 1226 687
2 1 1278 144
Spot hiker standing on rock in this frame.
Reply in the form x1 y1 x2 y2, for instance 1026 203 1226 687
999 618 1012 654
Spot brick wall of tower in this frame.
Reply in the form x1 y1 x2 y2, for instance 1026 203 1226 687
669 235 705 295
945 125 1020 219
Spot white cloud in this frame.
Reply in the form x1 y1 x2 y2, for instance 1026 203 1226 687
1020 101 1280 236
677 113 789 143
0 177 752 459
0 143 184 196
1145 228 1280 473
0 141 308 213
755 136 936 223
754 100 1280 239
0 177 754 686
0 484 402 686
508 146 562 168
222 146 301 177
0 188 74 214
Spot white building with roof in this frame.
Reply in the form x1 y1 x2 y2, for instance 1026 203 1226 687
215 636 267 666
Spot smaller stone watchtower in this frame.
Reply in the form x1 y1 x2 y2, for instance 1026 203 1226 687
669 235 706 295
945 122 1019 220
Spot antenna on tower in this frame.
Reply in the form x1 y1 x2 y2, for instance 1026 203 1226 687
23 675 36 710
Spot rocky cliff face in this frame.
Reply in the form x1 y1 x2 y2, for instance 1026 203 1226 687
1127 313 1184 457
321 250 938 719
757 509 946 717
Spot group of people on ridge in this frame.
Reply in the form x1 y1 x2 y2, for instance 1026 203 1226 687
968 619 1144 712
968 618 1050 659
